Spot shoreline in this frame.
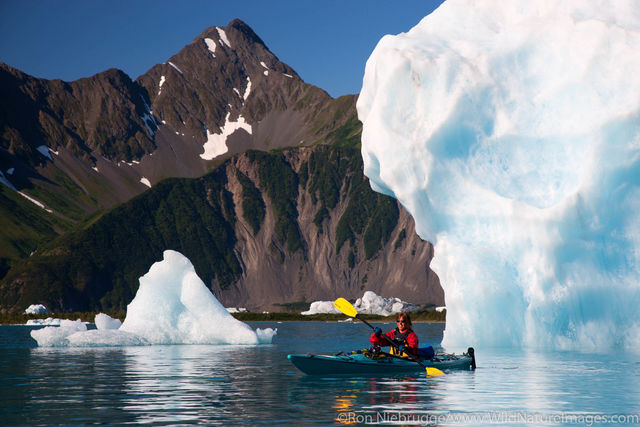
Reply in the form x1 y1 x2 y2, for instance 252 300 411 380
0 310 446 325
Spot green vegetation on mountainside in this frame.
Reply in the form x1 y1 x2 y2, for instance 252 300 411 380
2 171 241 311
300 145 400 260
0 186 72 277
236 170 265 235
247 150 303 254
0 143 403 313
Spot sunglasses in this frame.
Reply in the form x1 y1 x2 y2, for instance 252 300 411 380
396 320 407 324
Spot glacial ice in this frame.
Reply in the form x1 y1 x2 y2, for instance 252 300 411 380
30 250 276 347
25 304 49 315
358 0 640 351
302 291 420 316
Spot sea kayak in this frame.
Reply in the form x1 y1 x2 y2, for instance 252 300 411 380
288 348 475 375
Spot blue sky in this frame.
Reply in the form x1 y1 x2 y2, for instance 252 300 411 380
0 0 444 98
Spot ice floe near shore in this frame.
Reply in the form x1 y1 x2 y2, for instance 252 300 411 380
301 291 420 316
29 251 276 347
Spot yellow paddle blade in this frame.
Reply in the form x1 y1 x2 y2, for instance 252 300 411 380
333 298 358 318
426 367 445 376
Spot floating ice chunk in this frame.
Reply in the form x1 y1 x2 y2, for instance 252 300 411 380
67 329 148 347
120 250 274 344
95 313 122 330
29 251 275 347
25 304 49 314
302 291 419 316
26 317 61 326
354 291 420 316
31 319 87 347
301 301 340 315
7 168 14 175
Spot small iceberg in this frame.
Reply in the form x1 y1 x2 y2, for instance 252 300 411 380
301 291 420 316
25 304 49 315
26 317 61 326
30 250 276 347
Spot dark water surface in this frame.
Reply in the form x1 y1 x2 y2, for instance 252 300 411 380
1 322 639 425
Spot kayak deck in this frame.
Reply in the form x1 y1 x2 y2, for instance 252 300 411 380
288 349 475 375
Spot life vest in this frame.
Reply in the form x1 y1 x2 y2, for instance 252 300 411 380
390 327 412 356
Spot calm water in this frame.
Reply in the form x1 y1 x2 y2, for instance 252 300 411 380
1 321 639 426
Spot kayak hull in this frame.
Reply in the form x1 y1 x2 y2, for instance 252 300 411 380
287 352 474 375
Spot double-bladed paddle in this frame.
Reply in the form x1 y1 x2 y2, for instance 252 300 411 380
333 297 444 376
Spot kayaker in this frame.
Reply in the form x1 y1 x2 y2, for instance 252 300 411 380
370 311 419 357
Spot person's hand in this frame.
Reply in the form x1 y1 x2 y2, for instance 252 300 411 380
374 327 382 337
398 345 405 354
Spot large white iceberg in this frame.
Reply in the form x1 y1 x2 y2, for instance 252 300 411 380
30 250 276 347
358 0 640 351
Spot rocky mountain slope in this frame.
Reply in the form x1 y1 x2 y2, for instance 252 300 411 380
0 19 358 263
0 145 443 312
0 20 442 313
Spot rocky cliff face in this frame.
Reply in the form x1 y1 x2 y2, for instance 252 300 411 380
215 147 443 311
0 20 442 313
0 145 442 313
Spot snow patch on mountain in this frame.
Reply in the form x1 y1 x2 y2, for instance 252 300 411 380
217 28 231 48
141 113 158 136
0 171 17 191
204 38 217 57
200 113 252 160
19 192 52 213
36 145 52 161
168 62 183 74
243 77 251 100
158 75 166 95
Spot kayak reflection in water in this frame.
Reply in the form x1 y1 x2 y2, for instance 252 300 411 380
370 311 419 357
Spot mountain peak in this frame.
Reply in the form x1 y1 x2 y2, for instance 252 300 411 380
228 19 267 47
195 19 266 52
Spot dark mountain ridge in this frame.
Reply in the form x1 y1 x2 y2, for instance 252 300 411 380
0 19 442 313
0 19 358 262
0 145 443 313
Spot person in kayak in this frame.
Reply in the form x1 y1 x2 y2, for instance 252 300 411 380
370 312 418 357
